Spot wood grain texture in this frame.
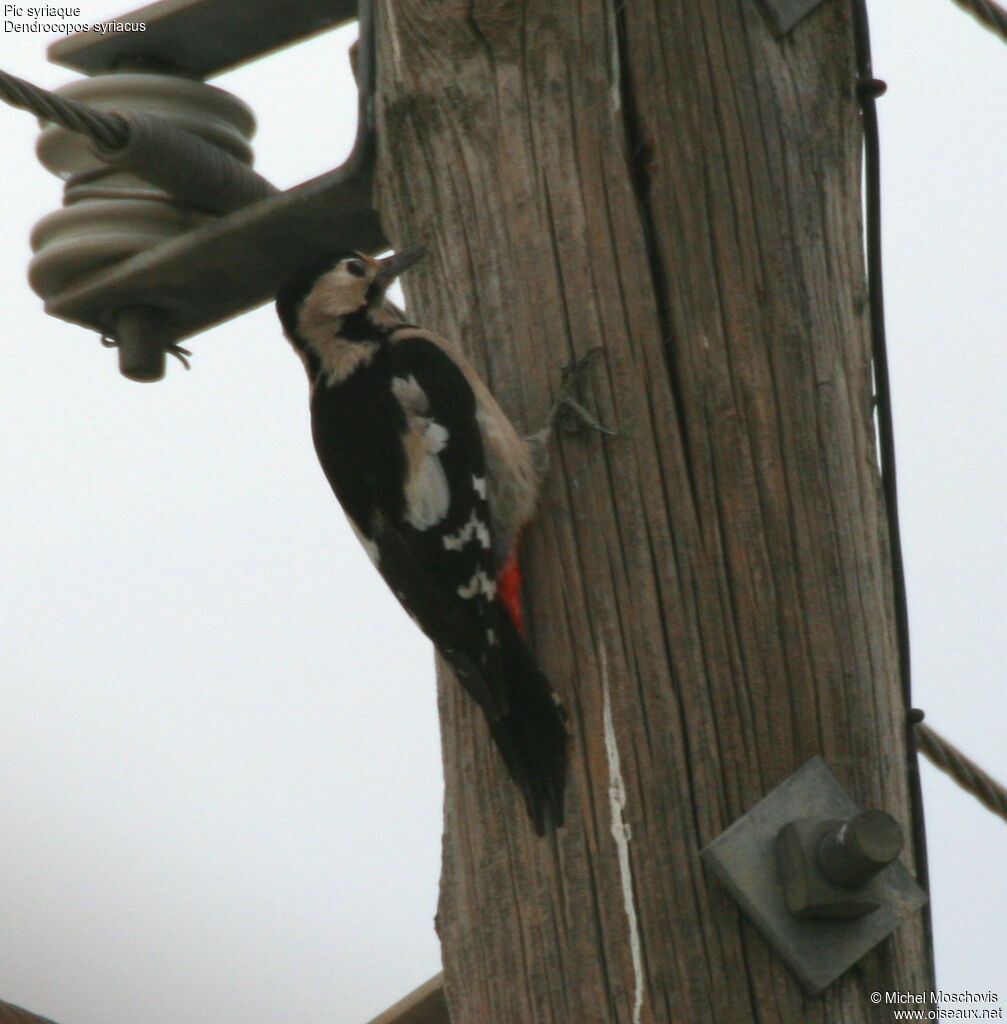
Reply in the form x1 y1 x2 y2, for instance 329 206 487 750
374 0 931 1020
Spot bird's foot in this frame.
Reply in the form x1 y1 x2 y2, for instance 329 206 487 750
525 349 615 475
549 347 616 436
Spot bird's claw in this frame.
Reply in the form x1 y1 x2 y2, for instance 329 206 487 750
554 395 618 436
550 348 616 436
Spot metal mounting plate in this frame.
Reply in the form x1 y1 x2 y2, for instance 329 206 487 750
40 163 387 342
756 0 827 36
49 0 356 79
701 757 927 994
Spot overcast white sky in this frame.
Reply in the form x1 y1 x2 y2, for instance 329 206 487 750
0 2 1004 1022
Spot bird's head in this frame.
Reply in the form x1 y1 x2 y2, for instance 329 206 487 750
276 247 426 349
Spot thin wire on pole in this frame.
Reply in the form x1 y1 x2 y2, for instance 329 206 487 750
850 0 934 962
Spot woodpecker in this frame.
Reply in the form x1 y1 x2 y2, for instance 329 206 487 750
276 247 601 833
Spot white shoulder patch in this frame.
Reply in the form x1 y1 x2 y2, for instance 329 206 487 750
391 374 451 531
390 374 428 414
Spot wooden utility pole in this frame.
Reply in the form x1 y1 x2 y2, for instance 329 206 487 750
374 0 932 1020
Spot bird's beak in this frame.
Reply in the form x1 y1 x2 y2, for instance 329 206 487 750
374 245 427 289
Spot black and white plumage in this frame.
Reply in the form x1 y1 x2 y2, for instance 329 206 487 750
276 248 567 833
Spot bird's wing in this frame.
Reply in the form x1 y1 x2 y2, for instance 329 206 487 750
314 333 509 719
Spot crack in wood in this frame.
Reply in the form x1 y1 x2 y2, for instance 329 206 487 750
611 0 701 521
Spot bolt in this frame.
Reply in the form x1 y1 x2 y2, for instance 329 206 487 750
816 809 903 889
114 306 175 382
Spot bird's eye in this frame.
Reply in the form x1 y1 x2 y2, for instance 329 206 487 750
345 260 367 278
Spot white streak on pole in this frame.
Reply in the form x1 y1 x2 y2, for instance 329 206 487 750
601 645 644 1024
382 1 404 76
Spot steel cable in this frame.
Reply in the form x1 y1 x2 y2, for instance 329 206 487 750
947 0 1007 44
0 67 128 150
0 66 277 215
916 722 1007 825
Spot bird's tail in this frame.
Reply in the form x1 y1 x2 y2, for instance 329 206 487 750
486 610 568 834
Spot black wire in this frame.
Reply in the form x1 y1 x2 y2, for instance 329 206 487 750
850 0 935 975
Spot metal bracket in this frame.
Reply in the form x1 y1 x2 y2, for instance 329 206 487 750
49 0 358 78
37 0 387 376
701 757 927 994
754 0 828 36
